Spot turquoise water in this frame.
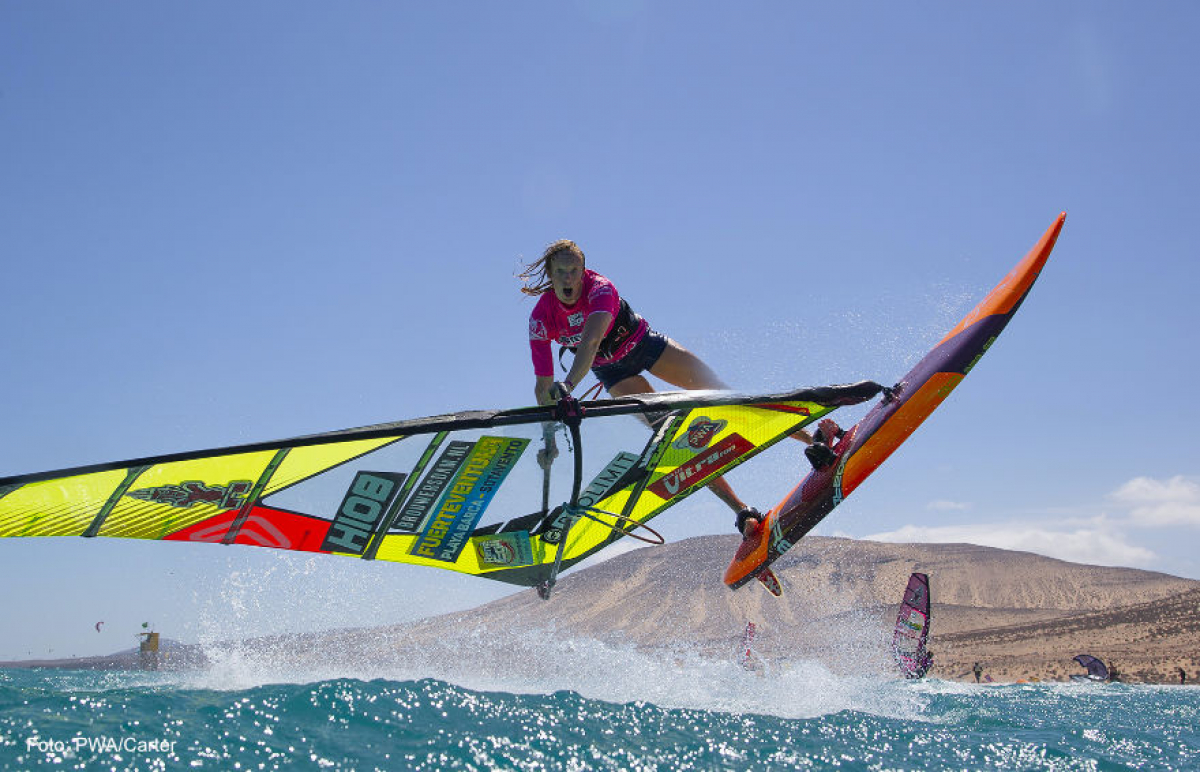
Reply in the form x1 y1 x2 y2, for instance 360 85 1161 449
3 650 1198 771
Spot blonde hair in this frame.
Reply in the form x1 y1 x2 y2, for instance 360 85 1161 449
517 239 586 296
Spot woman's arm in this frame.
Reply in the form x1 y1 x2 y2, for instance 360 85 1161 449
534 375 557 406
534 374 560 469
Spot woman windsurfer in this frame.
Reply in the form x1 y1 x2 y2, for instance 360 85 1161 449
520 239 809 538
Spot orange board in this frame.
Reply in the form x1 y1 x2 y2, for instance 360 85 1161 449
726 214 1065 588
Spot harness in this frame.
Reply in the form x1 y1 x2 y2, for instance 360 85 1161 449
557 297 643 370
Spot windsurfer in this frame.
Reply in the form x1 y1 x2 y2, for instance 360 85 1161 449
521 239 807 536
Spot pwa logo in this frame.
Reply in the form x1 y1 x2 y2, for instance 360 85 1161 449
478 539 519 566
475 533 532 567
128 481 252 510
673 416 727 452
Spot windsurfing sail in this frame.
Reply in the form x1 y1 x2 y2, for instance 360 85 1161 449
1071 654 1109 682
891 572 932 679
738 621 762 672
0 382 883 592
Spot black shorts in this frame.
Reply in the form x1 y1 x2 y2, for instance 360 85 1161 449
591 330 669 390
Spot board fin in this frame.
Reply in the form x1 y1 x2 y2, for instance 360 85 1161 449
756 567 783 596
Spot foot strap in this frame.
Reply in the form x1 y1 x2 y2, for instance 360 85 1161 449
735 507 761 534
805 443 838 470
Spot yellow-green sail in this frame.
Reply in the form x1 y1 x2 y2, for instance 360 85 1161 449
0 384 883 588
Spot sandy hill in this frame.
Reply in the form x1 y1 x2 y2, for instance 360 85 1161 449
284 535 1199 684
445 535 1200 683
7 536 1199 684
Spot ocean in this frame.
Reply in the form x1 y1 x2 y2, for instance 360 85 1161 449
3 641 1198 771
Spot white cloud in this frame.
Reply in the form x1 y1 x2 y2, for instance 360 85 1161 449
864 520 1157 569
1110 476 1200 527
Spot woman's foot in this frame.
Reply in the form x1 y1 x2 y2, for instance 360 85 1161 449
736 507 763 538
805 418 846 470
816 418 844 444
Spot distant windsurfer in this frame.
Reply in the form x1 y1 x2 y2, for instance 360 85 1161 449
521 239 804 535
917 650 933 678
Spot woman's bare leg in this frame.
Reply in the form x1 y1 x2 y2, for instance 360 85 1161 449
643 339 824 535
649 339 813 444
645 339 728 390
605 375 654 400
608 371 751 515
602 341 758 520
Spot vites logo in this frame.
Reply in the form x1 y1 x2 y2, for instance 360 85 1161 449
648 433 753 499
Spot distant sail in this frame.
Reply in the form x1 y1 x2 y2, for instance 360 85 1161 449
1071 654 1109 682
738 622 760 672
892 572 932 678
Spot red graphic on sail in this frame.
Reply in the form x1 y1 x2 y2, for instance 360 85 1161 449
165 505 332 552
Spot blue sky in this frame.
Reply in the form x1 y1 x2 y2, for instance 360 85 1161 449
2 2 1198 659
